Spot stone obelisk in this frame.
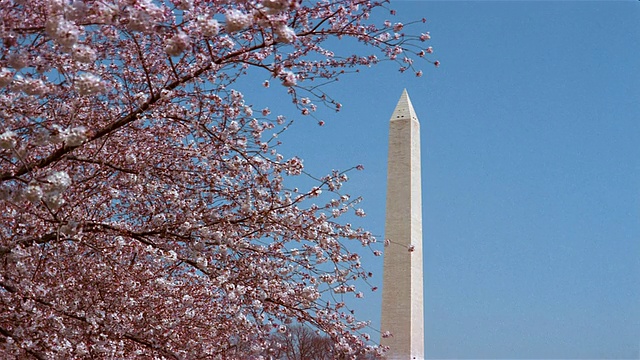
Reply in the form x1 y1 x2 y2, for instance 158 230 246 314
380 89 424 359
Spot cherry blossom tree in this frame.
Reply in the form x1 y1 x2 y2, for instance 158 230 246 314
0 0 435 358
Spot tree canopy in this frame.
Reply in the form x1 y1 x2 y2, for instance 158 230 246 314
0 0 435 358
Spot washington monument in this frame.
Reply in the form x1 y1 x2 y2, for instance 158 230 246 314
380 89 424 359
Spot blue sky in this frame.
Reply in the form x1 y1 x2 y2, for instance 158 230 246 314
237 1 640 358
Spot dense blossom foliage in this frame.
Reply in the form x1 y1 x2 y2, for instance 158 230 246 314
0 0 435 358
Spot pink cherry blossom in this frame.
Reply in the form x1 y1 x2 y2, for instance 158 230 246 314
275 25 297 43
6 52 27 70
225 9 252 33
281 71 297 87
0 130 17 149
0 68 13 87
72 44 97 63
165 31 190 56
15 77 49 96
74 73 104 95
196 16 219 37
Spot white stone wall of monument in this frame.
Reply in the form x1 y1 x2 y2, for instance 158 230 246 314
380 89 425 360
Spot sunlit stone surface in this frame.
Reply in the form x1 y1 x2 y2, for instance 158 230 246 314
380 89 424 360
